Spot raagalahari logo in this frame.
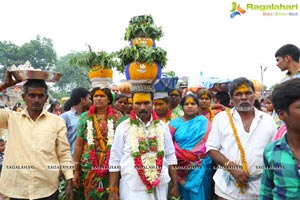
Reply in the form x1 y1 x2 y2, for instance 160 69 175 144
230 2 246 18
230 2 298 18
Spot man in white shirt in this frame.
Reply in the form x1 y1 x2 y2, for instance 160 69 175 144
206 77 277 200
108 92 179 200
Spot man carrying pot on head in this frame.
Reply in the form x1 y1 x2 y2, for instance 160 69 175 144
108 91 180 200
0 71 74 200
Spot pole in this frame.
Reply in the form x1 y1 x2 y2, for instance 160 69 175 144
260 66 268 98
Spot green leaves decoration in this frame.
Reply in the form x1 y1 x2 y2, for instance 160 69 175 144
124 15 163 41
115 45 167 73
69 45 116 69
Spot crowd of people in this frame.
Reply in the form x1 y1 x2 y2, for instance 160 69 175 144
0 44 299 200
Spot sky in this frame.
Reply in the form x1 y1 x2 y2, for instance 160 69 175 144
0 0 299 88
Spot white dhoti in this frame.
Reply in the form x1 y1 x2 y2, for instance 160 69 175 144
119 178 168 200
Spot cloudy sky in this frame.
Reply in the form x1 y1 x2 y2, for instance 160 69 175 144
0 0 299 87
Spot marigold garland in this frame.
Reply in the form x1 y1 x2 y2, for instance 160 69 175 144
129 110 165 193
85 105 115 195
226 108 249 193
208 107 215 122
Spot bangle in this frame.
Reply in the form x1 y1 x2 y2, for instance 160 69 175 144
224 160 232 169
106 186 119 193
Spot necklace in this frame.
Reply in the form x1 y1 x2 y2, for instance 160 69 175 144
85 105 115 194
129 110 165 193
226 108 248 193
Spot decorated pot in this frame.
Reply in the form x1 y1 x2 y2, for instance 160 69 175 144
130 37 155 47
88 66 113 88
88 66 113 79
125 62 161 83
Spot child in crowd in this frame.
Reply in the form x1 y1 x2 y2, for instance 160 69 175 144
259 78 300 200
264 96 281 129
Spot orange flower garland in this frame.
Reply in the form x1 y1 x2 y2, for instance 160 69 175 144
225 108 249 193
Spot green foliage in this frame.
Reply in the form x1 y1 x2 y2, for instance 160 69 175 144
116 45 167 73
18 35 57 71
0 35 57 78
69 45 116 69
124 15 163 41
51 52 91 99
163 71 176 77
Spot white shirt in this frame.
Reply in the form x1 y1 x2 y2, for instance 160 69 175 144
109 117 177 191
206 108 277 200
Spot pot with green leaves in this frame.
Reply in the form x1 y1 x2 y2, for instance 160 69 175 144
69 45 117 88
116 45 167 83
124 15 163 47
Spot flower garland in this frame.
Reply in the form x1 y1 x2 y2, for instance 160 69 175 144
86 105 115 194
129 110 165 193
208 107 215 122
165 109 172 122
225 108 249 193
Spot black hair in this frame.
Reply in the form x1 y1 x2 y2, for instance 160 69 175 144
0 138 4 143
275 44 300 62
197 89 213 99
215 92 230 107
63 99 73 112
91 87 113 105
254 99 262 111
115 93 128 102
271 78 300 113
22 79 48 95
180 93 200 108
228 77 255 97
12 102 22 111
70 87 90 106
48 99 60 113
168 88 182 97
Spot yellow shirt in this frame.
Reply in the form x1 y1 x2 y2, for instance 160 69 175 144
0 108 73 199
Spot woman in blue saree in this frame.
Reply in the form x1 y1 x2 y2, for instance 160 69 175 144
169 93 212 200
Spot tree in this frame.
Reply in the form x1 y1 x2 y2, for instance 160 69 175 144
0 41 22 78
50 52 91 99
18 35 57 71
0 35 57 78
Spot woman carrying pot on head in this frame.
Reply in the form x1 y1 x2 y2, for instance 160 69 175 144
72 87 123 199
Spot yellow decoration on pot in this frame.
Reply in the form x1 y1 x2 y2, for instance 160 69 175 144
88 66 113 79
131 37 154 47
127 62 159 81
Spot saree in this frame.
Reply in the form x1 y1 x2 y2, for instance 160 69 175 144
77 110 123 200
169 116 212 200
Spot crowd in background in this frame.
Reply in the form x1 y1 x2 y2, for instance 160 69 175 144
0 44 299 200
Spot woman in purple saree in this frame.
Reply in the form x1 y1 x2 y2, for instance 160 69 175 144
169 94 212 200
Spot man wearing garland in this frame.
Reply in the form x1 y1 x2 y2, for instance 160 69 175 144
206 77 277 200
108 89 180 200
